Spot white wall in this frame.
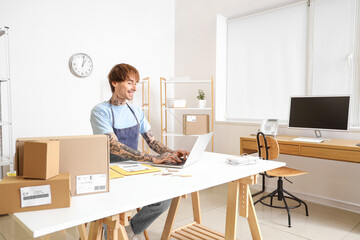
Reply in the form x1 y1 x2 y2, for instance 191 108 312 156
175 0 360 212
0 0 174 143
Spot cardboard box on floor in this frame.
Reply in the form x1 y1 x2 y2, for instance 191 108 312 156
183 114 209 135
0 173 71 215
23 140 60 180
16 135 109 196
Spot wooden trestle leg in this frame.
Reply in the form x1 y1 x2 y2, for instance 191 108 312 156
161 175 261 240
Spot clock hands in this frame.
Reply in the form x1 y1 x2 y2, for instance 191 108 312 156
82 55 85 67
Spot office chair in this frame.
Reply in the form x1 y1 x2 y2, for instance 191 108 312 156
254 132 309 227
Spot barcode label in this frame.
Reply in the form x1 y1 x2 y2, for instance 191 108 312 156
20 185 52 207
94 185 106 190
76 174 107 194
23 193 50 200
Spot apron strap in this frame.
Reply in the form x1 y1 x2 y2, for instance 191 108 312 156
109 99 140 128
126 103 140 125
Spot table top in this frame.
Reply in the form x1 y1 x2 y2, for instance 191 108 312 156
12 151 285 238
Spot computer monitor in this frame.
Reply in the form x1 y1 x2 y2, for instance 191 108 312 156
289 96 350 132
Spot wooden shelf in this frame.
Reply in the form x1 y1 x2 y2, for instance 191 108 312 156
140 77 150 153
163 132 202 137
0 121 11 126
164 107 211 110
165 80 211 84
160 76 214 151
171 223 226 240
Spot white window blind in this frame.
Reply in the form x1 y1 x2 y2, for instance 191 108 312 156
226 3 307 121
312 0 356 95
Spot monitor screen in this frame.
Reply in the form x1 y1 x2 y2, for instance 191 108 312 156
289 96 350 131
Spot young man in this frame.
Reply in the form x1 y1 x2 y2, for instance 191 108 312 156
90 63 189 239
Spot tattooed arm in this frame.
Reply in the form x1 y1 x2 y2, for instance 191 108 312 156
106 132 182 164
141 131 173 154
141 131 190 160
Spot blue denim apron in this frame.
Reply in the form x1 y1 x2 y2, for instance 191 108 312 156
110 101 140 150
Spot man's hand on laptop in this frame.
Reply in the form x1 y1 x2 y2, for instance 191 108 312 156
174 149 189 162
152 152 182 164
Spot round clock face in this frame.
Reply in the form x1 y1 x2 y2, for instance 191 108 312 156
69 53 93 77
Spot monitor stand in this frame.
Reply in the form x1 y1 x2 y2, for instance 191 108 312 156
314 130 322 138
292 130 326 143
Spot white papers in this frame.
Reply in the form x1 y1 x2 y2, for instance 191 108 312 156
20 185 52 208
226 156 259 166
118 164 150 172
76 174 107 194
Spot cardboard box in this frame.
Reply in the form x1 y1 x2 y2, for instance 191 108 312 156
183 114 209 135
0 173 71 214
23 140 60 180
16 135 109 196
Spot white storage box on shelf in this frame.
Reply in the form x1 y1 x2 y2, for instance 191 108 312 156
167 98 187 108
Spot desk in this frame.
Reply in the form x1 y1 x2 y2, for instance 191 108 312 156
240 135 360 164
12 152 285 239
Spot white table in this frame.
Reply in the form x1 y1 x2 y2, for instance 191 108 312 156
12 152 285 239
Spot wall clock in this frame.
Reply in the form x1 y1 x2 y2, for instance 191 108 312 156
69 53 93 78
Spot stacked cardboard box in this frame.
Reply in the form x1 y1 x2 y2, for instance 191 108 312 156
0 134 110 215
23 140 60 180
16 135 110 196
0 173 71 214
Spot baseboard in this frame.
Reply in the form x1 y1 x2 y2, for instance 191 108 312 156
251 184 360 213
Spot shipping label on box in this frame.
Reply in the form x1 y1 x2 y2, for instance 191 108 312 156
186 115 197 122
20 185 52 208
76 174 107 194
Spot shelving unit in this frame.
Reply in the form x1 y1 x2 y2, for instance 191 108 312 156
160 77 214 151
139 77 150 153
0 26 13 178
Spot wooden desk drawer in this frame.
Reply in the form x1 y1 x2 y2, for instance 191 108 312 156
279 143 299 155
240 140 257 154
300 146 360 163
241 140 257 150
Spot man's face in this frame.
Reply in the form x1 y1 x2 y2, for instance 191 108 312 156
112 74 137 101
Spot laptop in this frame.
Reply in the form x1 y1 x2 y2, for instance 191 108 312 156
150 132 213 169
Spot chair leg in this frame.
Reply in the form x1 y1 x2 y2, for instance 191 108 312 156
283 189 309 216
269 189 278 206
254 189 277 205
281 194 291 227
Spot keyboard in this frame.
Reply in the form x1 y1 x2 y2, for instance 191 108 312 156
292 137 324 143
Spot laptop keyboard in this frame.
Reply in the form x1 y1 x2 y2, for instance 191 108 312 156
163 160 186 166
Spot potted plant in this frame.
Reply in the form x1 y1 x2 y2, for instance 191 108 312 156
197 89 206 108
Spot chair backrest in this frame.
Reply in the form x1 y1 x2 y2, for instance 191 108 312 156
256 132 279 160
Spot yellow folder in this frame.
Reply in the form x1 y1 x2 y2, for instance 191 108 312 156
111 164 161 176
109 168 124 179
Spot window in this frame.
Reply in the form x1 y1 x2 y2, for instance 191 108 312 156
219 0 359 127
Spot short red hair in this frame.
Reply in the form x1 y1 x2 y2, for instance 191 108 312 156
108 63 140 92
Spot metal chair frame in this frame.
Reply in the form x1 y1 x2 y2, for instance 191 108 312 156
254 132 309 227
